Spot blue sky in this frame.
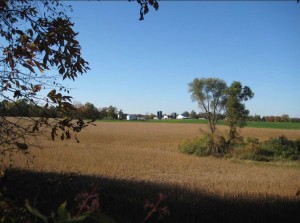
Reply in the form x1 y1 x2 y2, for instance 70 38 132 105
62 1 300 117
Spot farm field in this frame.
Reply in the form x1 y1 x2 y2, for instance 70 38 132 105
1 122 300 222
97 119 300 130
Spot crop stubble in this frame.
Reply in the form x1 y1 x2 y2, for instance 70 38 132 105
4 122 300 198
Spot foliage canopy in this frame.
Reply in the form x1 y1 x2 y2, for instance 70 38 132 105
0 0 93 161
0 1 161 222
225 81 254 143
188 77 254 150
188 77 227 135
0 0 159 162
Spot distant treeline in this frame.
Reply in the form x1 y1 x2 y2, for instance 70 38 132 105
1 99 300 122
247 114 300 123
185 110 300 123
0 99 121 120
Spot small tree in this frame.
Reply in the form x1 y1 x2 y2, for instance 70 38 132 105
190 110 198 119
145 113 155 120
281 114 290 122
82 102 99 120
188 78 227 135
182 111 190 118
106 105 118 120
225 81 254 144
118 109 125 120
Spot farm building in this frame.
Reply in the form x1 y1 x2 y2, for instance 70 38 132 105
126 114 137 120
163 113 176 119
170 112 177 119
177 114 188 119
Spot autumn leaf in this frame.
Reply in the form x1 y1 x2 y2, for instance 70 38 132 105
22 63 35 73
13 90 21 98
21 85 28 91
27 42 37 51
32 85 42 93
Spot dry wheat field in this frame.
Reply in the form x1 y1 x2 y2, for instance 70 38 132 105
5 122 300 198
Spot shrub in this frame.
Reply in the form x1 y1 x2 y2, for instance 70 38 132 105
180 134 300 161
193 135 214 157
255 148 274 157
178 139 197 155
239 153 273 162
246 137 260 152
260 135 300 160
230 135 300 162
0 192 30 223
239 135 300 161
179 134 213 157
179 134 230 157
212 135 230 155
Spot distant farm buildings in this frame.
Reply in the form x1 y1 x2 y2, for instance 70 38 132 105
177 114 188 119
125 111 198 121
163 115 169 119
126 114 137 120
162 112 177 119
157 111 163 119
156 111 189 120
126 114 145 120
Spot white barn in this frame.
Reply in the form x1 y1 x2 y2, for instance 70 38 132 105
126 114 137 120
177 114 188 119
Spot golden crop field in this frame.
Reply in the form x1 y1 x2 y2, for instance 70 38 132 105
5 122 300 198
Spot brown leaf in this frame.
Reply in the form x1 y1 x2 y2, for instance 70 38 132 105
59 66 65 74
22 63 35 73
21 85 28 91
32 85 42 93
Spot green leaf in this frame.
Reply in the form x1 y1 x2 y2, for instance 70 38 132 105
60 215 88 223
58 201 71 221
59 211 92 223
90 213 117 223
25 199 49 223
61 212 117 223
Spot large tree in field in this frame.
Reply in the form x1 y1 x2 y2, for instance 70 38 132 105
225 81 254 143
0 0 159 162
188 77 227 135
189 78 254 142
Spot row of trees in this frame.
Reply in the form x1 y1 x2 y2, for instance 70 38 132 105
0 99 121 120
71 103 121 120
248 114 289 122
247 114 300 123
182 111 299 122
2 98 298 123
182 111 225 120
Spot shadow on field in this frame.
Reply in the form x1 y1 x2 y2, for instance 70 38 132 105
1 168 300 223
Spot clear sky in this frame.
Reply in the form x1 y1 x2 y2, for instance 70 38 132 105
62 1 300 117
